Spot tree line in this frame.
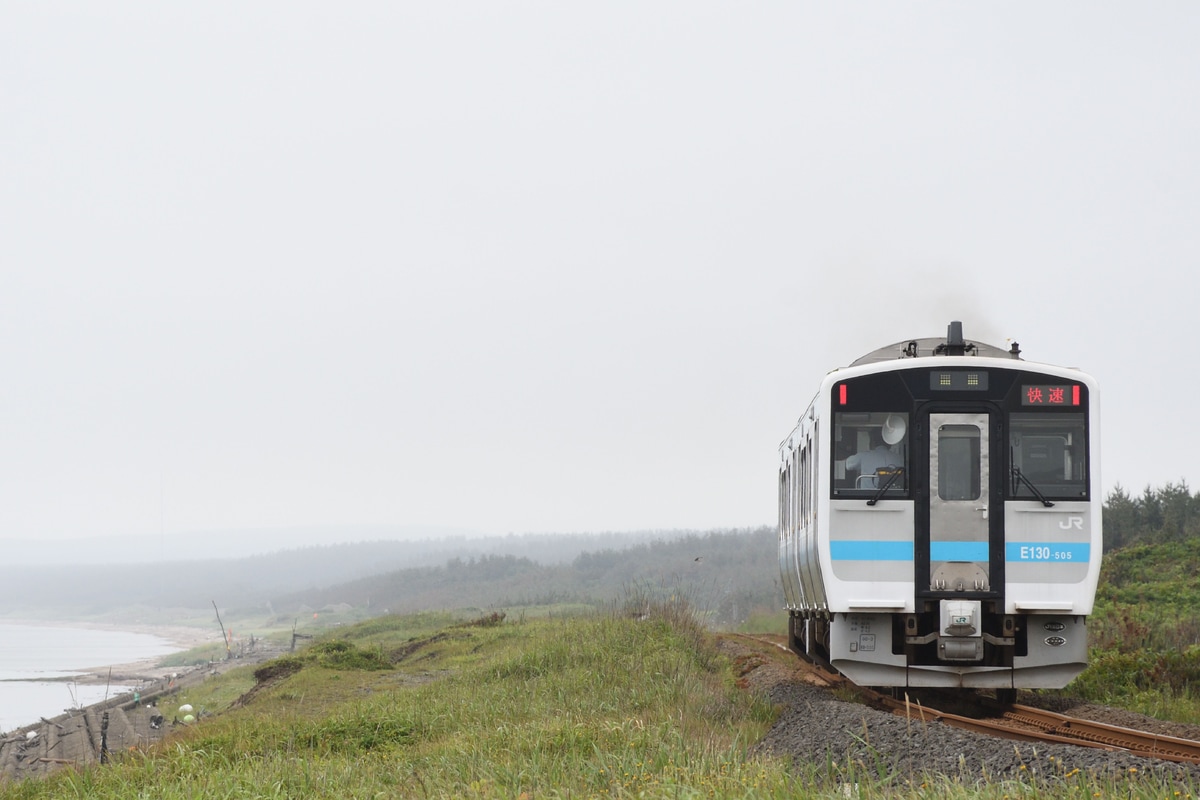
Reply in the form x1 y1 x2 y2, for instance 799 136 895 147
1103 481 1198 551
265 527 779 628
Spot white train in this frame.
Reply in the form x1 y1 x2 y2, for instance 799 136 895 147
779 322 1101 700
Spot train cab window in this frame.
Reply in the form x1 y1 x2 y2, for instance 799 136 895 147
833 412 909 497
1009 412 1088 499
938 425 981 501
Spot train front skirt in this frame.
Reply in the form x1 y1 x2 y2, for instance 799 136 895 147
829 612 1088 689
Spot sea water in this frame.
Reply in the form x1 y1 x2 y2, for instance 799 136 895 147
0 623 180 732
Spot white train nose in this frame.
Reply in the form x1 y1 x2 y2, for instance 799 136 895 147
780 322 1100 690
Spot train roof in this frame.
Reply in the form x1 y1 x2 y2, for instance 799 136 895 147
848 321 1020 366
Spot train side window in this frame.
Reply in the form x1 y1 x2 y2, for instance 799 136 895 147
780 464 790 533
1009 412 1088 499
809 424 818 514
938 425 981 501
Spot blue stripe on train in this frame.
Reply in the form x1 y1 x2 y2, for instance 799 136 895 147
829 541 1090 562
931 541 989 562
829 541 914 561
828 541 987 561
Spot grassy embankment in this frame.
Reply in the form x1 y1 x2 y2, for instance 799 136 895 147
1069 537 1200 722
2 600 1193 799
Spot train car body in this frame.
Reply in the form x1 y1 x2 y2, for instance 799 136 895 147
779 322 1100 693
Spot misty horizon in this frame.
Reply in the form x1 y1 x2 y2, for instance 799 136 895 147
4 4 1197 544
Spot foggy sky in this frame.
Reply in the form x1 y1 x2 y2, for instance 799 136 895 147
2 3 1197 542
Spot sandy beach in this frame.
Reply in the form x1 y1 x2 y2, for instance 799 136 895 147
83 624 224 685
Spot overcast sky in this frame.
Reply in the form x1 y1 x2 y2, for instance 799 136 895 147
2 3 1197 542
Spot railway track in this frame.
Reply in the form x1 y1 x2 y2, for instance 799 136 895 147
879 700 1200 765
734 633 1200 766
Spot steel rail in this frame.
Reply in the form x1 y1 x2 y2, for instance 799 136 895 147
882 697 1200 765
1002 704 1200 764
879 695 1126 751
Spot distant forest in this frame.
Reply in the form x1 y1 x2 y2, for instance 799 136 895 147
266 527 777 628
0 527 777 628
1 482 1194 630
1102 482 1199 551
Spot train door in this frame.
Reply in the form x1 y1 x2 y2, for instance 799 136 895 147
924 413 997 595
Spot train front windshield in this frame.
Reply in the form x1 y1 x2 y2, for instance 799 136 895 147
830 367 1091 503
1009 412 1088 499
833 411 910 497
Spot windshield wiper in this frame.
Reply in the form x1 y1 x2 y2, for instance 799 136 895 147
1011 465 1055 507
867 468 904 506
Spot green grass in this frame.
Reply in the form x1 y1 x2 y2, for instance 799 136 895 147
1037 538 1200 723
4 604 1199 799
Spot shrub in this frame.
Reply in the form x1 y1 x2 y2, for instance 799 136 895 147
308 639 391 671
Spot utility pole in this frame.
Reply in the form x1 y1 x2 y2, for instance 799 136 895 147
212 600 231 660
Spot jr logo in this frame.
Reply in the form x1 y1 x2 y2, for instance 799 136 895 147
1058 517 1084 530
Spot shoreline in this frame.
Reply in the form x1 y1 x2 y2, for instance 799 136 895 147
0 631 285 782
0 618 223 686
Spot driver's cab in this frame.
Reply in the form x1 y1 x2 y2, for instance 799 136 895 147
833 412 909 497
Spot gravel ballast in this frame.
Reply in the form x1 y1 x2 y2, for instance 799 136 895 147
722 639 1200 789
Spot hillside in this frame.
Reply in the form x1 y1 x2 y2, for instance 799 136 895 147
0 527 779 631
264 527 777 628
0 604 794 798
4 606 1190 798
